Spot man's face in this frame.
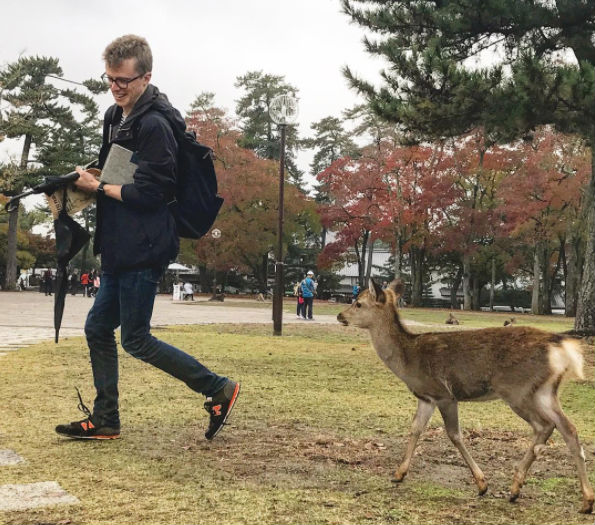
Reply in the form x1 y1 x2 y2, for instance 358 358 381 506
105 58 151 115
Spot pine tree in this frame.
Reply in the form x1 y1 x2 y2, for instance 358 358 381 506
302 115 358 248
343 0 595 333
0 56 101 290
234 71 304 188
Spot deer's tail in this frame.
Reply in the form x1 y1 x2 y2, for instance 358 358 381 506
549 338 584 381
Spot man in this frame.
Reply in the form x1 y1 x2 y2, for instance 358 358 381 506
183 281 194 301
300 270 316 320
55 35 239 441
43 269 53 296
80 272 90 297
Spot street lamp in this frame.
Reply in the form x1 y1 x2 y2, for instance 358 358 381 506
211 228 222 300
269 94 299 336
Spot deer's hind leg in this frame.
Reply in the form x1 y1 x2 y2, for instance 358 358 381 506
438 400 488 495
534 385 594 514
507 401 554 503
393 398 435 482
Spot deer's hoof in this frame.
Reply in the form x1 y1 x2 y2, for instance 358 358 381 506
391 472 406 483
477 483 488 496
579 499 593 514
509 492 519 503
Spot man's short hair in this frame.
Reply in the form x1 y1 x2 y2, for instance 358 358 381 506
103 35 152 74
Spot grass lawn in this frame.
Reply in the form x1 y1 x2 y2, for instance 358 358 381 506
0 323 593 525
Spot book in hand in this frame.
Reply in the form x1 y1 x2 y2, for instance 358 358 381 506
100 144 137 185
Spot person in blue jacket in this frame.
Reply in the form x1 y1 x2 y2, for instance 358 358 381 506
301 270 316 320
55 35 239 442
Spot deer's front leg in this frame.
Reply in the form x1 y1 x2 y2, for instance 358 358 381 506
393 398 435 482
438 400 488 495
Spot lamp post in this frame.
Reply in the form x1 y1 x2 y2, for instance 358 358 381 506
210 228 222 300
269 95 299 336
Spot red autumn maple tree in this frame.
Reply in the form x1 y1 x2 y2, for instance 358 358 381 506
183 99 311 291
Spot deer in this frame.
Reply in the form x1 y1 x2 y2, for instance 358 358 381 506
337 279 593 514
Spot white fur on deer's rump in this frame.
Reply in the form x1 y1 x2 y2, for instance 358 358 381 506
548 338 584 380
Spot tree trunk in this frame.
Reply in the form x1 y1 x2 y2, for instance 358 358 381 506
261 253 269 293
450 265 463 309
575 144 595 334
532 242 543 315
365 239 375 287
4 133 32 291
410 246 424 307
356 231 369 288
321 227 327 249
565 234 579 317
393 236 401 279
198 264 209 293
4 206 19 291
462 253 472 310
471 275 481 311
541 243 552 315
489 257 496 311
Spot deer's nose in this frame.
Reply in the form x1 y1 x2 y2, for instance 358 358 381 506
337 313 348 325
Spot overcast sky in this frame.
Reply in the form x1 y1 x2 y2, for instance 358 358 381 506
1 0 384 193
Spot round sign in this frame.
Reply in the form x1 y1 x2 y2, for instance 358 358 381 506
269 95 299 125
211 228 221 239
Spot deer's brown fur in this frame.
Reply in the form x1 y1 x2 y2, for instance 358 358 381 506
337 279 593 514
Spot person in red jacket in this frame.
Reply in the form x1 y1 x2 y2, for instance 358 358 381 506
80 272 90 297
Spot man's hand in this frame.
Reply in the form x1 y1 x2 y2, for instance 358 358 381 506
74 166 100 193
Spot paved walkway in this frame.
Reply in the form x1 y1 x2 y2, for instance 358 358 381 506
0 291 339 349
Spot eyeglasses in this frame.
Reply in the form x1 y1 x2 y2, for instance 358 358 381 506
101 72 143 89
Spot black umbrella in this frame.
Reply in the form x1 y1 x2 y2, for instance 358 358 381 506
53 197 91 343
4 169 93 343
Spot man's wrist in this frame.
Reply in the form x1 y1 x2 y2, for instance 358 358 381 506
96 181 106 194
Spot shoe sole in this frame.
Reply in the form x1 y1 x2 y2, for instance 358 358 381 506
207 382 241 441
56 433 120 440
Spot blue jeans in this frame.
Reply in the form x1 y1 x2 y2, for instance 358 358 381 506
302 297 313 319
84 268 227 427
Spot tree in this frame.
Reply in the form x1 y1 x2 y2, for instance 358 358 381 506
498 128 589 314
234 71 304 188
0 56 101 290
343 0 595 332
185 94 312 292
302 115 358 248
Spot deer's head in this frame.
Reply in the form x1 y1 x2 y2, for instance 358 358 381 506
337 279 404 329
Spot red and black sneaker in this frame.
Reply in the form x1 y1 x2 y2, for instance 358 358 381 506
55 418 120 440
204 381 241 440
55 389 120 440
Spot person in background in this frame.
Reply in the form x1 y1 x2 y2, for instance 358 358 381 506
301 270 316 320
69 272 78 295
80 272 90 297
43 269 53 296
294 280 304 319
93 272 101 296
183 281 194 301
352 284 360 303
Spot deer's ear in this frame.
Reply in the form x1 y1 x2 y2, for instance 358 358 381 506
368 278 386 303
389 279 404 298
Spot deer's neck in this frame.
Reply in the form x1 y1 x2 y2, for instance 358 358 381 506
368 309 416 371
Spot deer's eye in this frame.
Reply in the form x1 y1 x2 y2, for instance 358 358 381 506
355 302 361 308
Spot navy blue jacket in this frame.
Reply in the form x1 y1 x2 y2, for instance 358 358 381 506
95 85 185 272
